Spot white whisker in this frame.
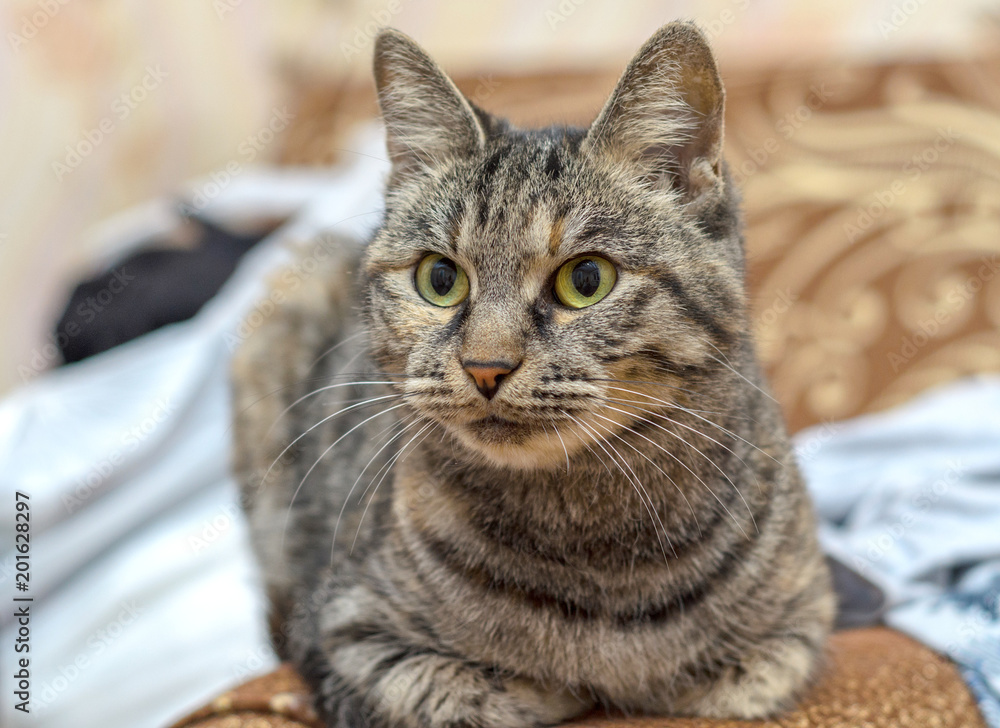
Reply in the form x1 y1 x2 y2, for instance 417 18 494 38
601 394 765 495
265 380 403 438
258 395 411 493
562 410 673 564
549 420 571 474
603 385 780 465
307 328 371 371
278 402 412 557
586 415 679 560
597 402 755 538
586 411 701 534
703 340 778 404
350 420 438 554
331 412 421 544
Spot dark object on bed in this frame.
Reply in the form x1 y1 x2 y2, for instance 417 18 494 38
55 212 272 364
827 555 886 629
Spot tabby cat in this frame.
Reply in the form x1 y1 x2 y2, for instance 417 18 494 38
232 22 834 727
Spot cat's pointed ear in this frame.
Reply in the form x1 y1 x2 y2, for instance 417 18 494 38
373 29 485 183
584 22 725 203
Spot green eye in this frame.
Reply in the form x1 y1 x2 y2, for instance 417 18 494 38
554 255 617 308
415 254 469 307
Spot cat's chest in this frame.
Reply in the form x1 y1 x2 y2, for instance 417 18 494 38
391 457 693 577
385 465 722 694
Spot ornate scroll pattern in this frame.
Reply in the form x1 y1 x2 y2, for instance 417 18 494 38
728 58 1000 430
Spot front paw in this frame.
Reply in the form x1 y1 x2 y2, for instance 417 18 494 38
320 650 591 728
672 636 822 719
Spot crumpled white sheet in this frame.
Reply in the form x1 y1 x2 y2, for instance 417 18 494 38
0 127 388 728
796 378 1000 726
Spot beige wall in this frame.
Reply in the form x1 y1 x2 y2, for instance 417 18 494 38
1 0 995 393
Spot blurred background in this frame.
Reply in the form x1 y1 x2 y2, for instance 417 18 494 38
3 1 1000 727
2 0 1000 426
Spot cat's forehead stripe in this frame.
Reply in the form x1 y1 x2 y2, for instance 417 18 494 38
548 217 564 257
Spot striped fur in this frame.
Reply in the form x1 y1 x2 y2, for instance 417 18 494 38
233 22 834 728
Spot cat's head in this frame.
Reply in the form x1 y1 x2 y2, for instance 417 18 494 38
363 23 750 470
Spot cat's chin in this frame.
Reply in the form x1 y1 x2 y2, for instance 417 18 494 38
467 415 533 441
450 416 584 471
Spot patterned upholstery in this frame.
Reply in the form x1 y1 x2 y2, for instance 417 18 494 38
728 56 1000 432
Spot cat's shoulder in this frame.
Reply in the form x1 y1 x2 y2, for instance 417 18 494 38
233 234 362 379
231 233 364 481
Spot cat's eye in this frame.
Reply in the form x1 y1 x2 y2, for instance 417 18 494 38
554 255 617 309
415 254 470 307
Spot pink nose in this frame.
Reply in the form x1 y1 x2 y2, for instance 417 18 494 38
463 361 518 400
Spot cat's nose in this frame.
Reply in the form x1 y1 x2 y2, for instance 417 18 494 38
462 360 519 400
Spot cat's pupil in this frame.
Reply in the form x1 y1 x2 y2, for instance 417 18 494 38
430 258 458 296
572 259 601 297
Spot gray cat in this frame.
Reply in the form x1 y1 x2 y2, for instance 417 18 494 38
232 22 835 727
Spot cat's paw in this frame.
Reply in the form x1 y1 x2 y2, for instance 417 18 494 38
499 676 593 727
319 650 591 728
672 636 822 719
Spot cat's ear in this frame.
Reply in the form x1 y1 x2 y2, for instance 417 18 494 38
584 22 725 204
373 29 485 183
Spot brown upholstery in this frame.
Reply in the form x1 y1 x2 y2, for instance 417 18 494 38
167 628 985 728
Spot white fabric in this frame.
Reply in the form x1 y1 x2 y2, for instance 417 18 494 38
795 377 1000 726
0 127 388 728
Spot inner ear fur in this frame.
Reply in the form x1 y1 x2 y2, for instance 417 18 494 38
584 22 725 203
373 28 485 184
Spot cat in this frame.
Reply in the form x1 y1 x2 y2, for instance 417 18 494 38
232 21 835 728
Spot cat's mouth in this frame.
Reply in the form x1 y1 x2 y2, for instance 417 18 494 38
462 414 546 446
469 414 529 437
446 409 589 469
